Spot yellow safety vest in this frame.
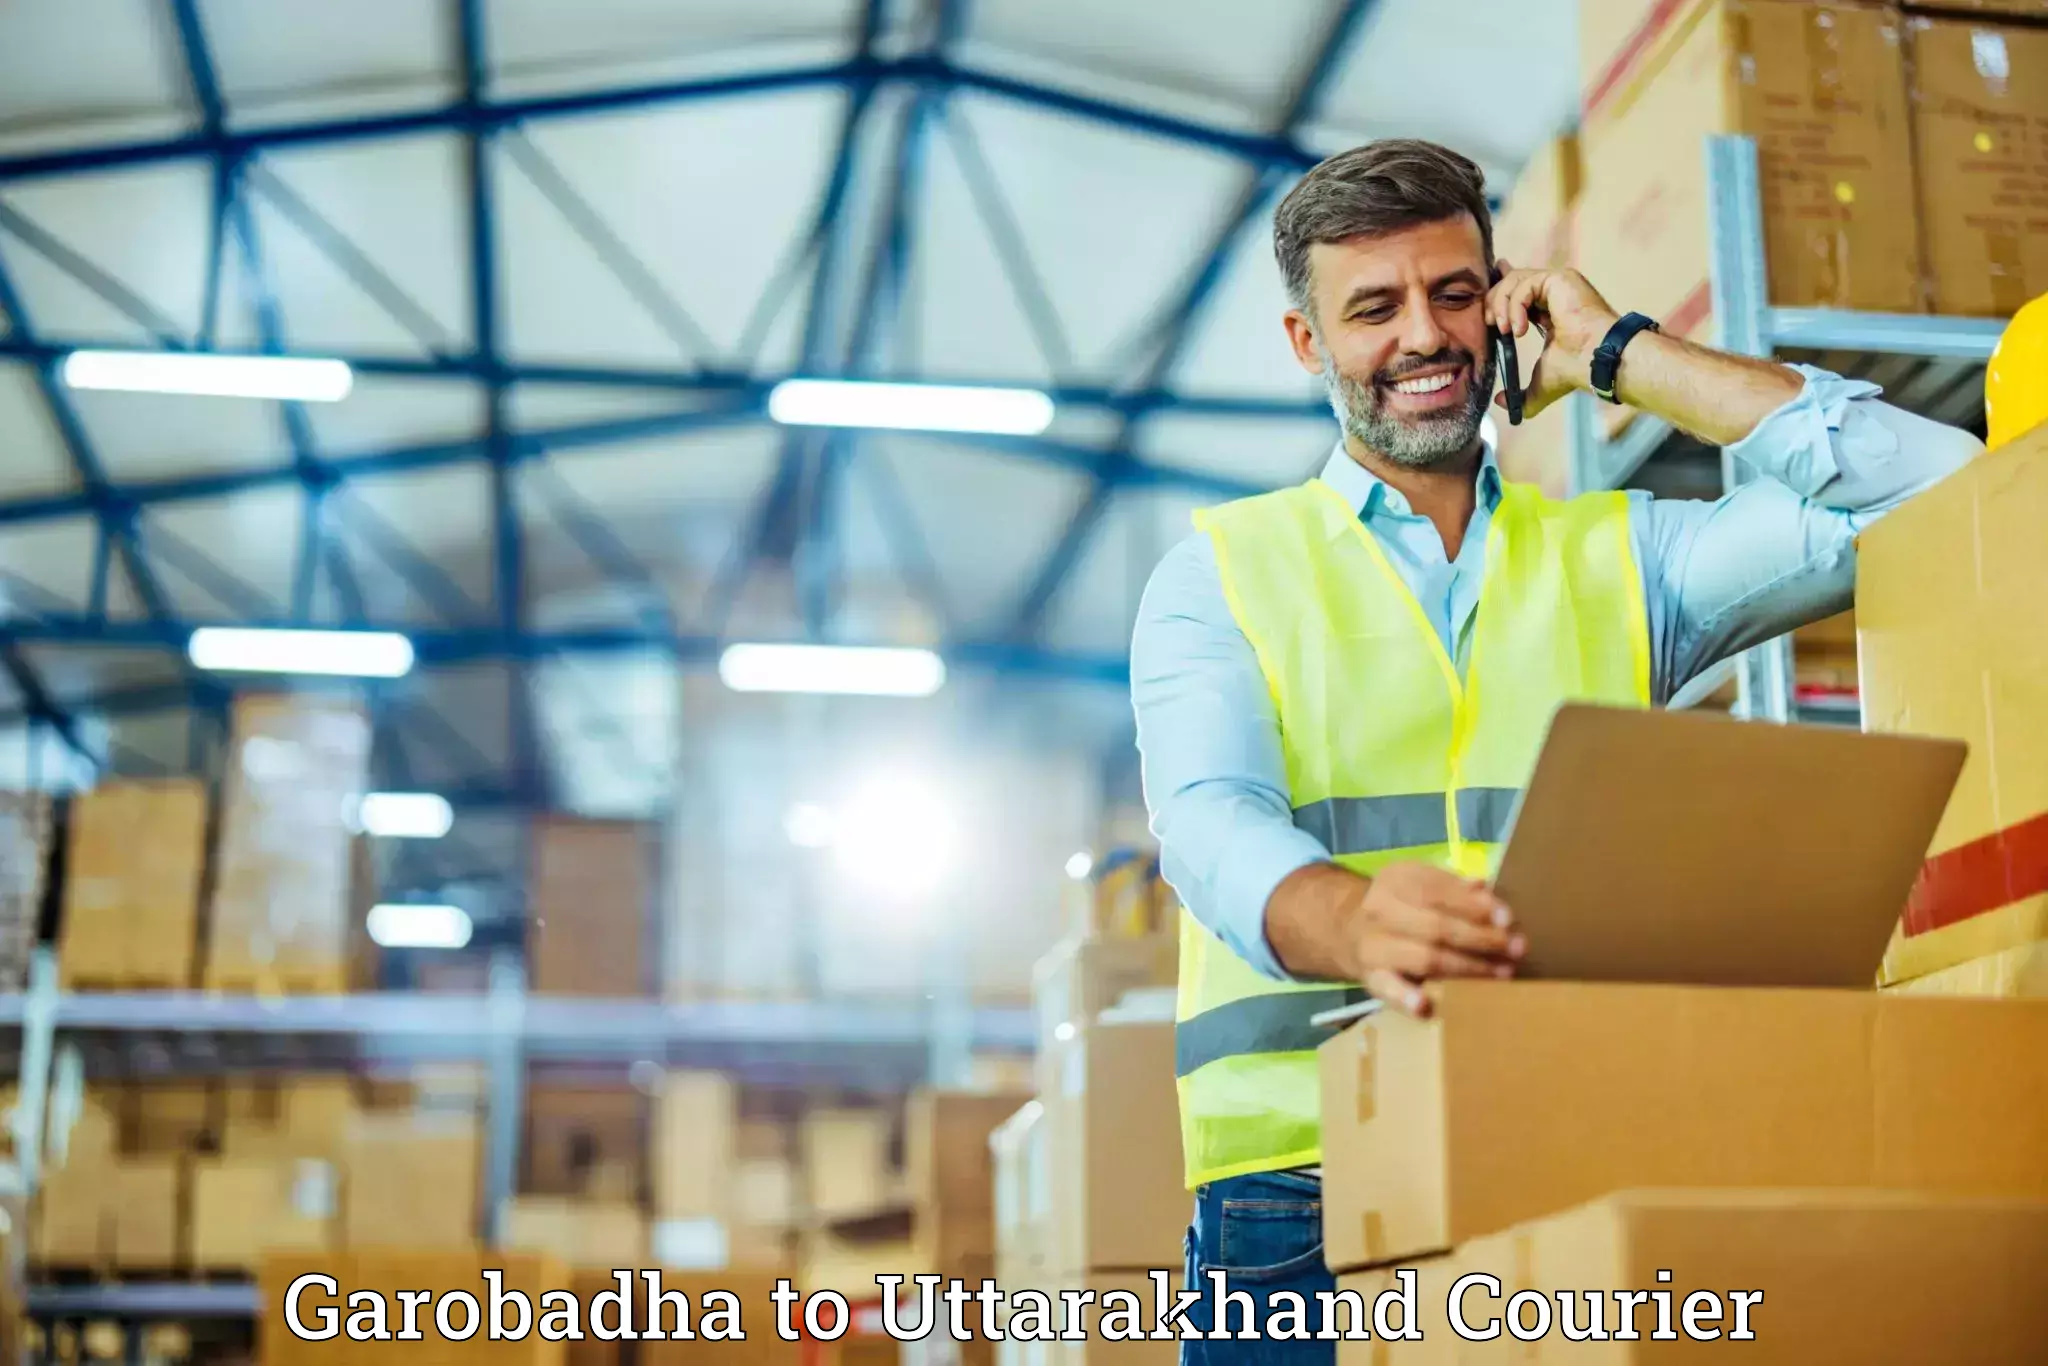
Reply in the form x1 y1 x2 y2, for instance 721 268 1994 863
1176 474 1652 1188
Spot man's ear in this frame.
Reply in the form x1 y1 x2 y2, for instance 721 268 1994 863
1283 309 1324 375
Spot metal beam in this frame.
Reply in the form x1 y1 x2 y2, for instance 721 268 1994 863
0 55 1315 186
1005 0 1373 637
0 614 1129 682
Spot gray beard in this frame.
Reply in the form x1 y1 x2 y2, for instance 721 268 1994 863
1320 343 1497 471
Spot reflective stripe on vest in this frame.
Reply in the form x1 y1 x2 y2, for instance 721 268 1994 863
1292 787 1521 855
1173 475 1652 1190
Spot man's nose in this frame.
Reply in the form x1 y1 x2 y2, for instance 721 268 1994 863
1399 304 1448 357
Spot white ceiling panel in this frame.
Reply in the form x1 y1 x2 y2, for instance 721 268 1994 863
308 376 486 461
70 388 284 481
0 367 78 499
0 0 186 151
201 0 456 126
143 486 302 616
0 518 100 609
250 135 472 352
332 464 496 617
1166 186 1332 400
486 0 859 99
943 94 1248 382
0 163 212 343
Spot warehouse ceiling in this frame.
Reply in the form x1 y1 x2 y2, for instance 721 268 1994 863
0 0 1579 928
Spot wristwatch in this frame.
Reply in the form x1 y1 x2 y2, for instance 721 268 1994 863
1589 312 1661 404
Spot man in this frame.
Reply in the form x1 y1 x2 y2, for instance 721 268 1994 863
1129 139 1983 1361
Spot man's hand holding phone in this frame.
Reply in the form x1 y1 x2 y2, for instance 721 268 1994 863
1485 260 1625 421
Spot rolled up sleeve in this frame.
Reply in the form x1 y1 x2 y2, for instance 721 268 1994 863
1130 533 1327 981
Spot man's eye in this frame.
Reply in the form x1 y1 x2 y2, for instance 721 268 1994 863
1354 308 1396 325
1437 291 1477 307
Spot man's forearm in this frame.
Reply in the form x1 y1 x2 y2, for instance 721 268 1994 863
1263 862 1368 981
1610 328 1804 448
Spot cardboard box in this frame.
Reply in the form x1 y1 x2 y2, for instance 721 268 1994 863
500 1197 647 1270
527 817 652 997
1031 934 1177 1086
59 779 208 989
0 792 52 992
1576 0 1920 434
112 1159 184 1270
652 1070 734 1221
635 1272 803 1366
223 1076 360 1158
205 694 371 994
802 1108 899 1220
1908 17 2048 317
908 1091 1033 1215
1318 979 2048 1270
342 1112 480 1248
1336 1190 2048 1363
992 1101 1049 1284
797 1228 926 1299
525 1080 645 1198
189 1158 338 1271
1490 135 1583 497
1857 429 2048 984
124 1081 219 1156
1041 1022 1187 1274
33 1160 108 1268
1908 0 2048 21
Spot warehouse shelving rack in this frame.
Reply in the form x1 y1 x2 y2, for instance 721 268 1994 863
0 947 1033 1335
1564 135 2007 725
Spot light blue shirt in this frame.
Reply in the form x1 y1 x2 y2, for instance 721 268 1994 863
1129 366 1984 980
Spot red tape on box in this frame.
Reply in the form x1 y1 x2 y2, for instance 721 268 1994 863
1903 808 2048 938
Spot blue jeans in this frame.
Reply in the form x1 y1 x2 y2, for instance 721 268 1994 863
1179 1169 1335 1365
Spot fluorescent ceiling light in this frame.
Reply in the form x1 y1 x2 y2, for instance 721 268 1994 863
1065 851 1095 881
358 792 454 840
62 349 354 402
366 902 473 950
188 627 414 678
767 379 1054 435
719 643 945 697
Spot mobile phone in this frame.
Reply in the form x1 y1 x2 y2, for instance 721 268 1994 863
1491 266 1524 428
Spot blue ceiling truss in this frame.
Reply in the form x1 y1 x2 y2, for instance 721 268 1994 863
0 0 1396 887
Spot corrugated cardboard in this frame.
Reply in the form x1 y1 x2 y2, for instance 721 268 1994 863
1030 934 1176 1089
1041 1021 1187 1274
499 1197 647 1270
527 817 652 997
59 779 208 989
1318 979 2048 1270
342 1111 480 1248
33 1160 108 1269
189 1157 339 1271
124 1081 219 1156
991 1101 1048 1286
205 694 370 993
1577 0 1920 433
652 1070 734 1221
112 1159 185 1270
1857 427 2048 984
1339 1190 2048 1362
222 1076 356 1157
802 1107 899 1220
1908 17 2048 317
525 1080 645 1199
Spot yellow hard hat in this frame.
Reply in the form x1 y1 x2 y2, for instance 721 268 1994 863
1987 291 2048 451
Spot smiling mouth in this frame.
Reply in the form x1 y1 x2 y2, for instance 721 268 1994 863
1380 364 1467 401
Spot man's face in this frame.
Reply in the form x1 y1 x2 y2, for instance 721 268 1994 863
1283 215 1497 469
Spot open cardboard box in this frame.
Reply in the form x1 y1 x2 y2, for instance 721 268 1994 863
1316 705 2048 1272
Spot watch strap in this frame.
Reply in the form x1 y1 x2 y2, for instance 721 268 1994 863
1590 312 1661 404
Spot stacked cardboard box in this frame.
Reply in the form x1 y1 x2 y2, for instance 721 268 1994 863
1317 980 2048 1359
730 1119 799 1272
906 1089 1033 1285
1028 933 1176 1095
651 1071 762 1271
1490 135 1582 498
0 793 52 993
989 1101 1047 1291
527 817 652 997
58 779 209 989
801 1107 900 1220
205 694 372 994
258 1249 569 1366
525 1078 646 1203
1907 15 2048 316
1333 1191 2048 1363
1860 425 2048 995
1574 0 1921 434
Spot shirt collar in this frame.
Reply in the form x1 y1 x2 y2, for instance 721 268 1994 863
1315 441 1503 520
